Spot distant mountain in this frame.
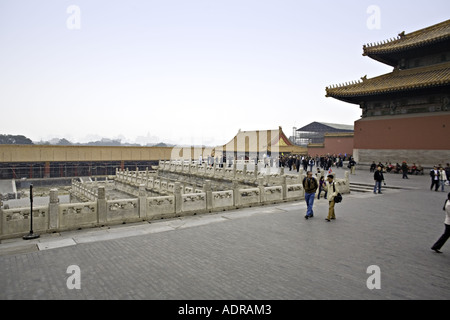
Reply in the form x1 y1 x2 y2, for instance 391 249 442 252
148 142 176 147
83 138 140 146
0 134 33 145
0 134 174 147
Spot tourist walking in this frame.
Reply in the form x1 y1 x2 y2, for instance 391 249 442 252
324 174 338 221
445 163 450 184
431 193 450 253
439 167 448 192
288 156 293 171
373 166 385 194
401 161 409 179
317 175 325 199
303 171 318 219
430 166 440 191
308 158 315 172
348 157 356 174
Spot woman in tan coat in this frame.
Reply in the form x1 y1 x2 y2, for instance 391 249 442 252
324 174 339 222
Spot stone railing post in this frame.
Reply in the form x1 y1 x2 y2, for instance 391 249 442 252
134 169 139 185
139 184 147 219
257 177 265 203
97 186 107 225
232 179 239 206
174 182 182 214
147 177 154 190
203 180 212 211
49 188 59 230
281 176 287 200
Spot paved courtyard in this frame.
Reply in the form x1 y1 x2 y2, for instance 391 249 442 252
0 167 449 300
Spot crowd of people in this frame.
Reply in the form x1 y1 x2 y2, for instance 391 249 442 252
369 161 425 175
277 154 352 172
369 161 450 189
201 153 353 171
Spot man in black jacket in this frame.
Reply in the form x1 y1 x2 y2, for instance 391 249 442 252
430 166 440 191
303 171 318 219
401 161 409 179
374 166 385 194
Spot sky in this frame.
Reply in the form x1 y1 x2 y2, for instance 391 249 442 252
0 0 449 146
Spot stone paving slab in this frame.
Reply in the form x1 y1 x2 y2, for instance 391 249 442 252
37 238 77 251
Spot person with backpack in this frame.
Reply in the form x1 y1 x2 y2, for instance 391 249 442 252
303 171 318 220
431 193 450 253
348 157 356 174
324 174 339 222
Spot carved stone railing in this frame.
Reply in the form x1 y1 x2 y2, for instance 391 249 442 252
0 168 350 240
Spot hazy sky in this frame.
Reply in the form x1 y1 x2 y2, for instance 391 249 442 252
0 0 449 146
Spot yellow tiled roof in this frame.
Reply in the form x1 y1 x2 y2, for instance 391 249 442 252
363 19 450 55
325 61 450 100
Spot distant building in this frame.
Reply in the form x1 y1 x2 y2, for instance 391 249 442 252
219 126 306 160
292 122 354 146
0 145 171 179
326 19 450 166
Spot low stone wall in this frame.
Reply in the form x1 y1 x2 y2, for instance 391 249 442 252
354 148 450 168
2 205 48 238
59 201 98 230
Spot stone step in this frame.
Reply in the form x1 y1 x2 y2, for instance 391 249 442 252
350 182 409 190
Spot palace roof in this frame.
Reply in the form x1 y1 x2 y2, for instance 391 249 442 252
363 19 450 61
296 122 354 132
325 61 450 103
219 127 307 154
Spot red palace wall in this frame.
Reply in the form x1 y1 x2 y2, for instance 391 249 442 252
308 134 354 156
354 112 450 150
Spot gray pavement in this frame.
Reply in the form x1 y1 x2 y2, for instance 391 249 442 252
1 167 449 300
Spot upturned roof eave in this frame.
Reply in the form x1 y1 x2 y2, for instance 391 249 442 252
362 19 450 57
326 82 450 102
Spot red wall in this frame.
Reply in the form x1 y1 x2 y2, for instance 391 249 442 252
308 135 354 156
354 113 450 150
